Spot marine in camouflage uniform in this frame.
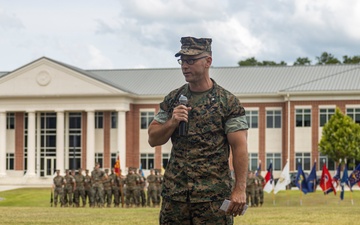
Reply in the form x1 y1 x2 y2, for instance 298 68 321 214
110 168 121 207
146 169 157 207
136 169 147 207
124 169 139 207
103 169 113 207
154 169 163 207
63 169 76 207
84 169 94 207
52 169 65 207
256 171 265 206
246 171 256 207
91 162 106 207
74 168 86 207
149 37 249 224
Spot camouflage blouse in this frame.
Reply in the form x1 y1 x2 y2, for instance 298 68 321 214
154 79 248 203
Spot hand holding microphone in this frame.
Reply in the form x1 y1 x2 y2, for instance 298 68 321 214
178 95 188 136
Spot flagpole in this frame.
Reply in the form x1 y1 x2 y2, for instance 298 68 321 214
345 159 354 206
298 159 302 206
323 159 327 205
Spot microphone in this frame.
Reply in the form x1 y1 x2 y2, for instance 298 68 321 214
178 95 188 136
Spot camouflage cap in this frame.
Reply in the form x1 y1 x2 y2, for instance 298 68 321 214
175 37 212 57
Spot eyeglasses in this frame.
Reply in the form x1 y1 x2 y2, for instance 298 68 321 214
177 56 208 65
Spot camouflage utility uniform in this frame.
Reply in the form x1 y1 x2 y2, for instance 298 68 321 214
63 171 75 207
91 167 106 207
147 170 157 207
84 170 94 207
125 171 139 207
53 174 65 207
103 169 112 207
74 170 86 207
155 80 248 224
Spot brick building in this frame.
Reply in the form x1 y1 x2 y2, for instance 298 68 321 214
0 57 359 184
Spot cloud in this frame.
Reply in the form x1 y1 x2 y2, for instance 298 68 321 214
0 8 24 30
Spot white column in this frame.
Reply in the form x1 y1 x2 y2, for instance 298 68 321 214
86 110 95 171
56 111 65 173
26 111 36 177
117 110 126 172
0 111 7 177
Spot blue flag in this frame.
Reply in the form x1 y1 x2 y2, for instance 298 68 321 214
333 164 341 183
139 163 145 177
340 165 349 200
255 161 261 176
296 164 309 194
307 162 317 192
348 164 360 188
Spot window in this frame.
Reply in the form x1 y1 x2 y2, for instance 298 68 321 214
248 153 258 171
111 112 117 129
296 109 311 127
246 110 258 128
319 108 335 127
346 108 360 124
319 153 335 170
95 153 103 168
6 113 15 129
266 110 281 128
162 153 170 169
110 153 117 168
68 112 82 170
95 112 103 129
140 153 154 170
6 153 14 170
140 112 154 129
295 152 311 170
266 153 281 171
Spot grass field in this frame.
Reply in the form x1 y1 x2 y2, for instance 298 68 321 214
0 188 360 225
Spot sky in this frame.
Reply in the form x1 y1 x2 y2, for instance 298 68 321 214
1 0 360 71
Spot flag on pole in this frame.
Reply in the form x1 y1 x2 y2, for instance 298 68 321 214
307 162 318 192
319 164 336 195
255 161 261 177
296 164 309 194
114 155 121 176
333 164 341 188
139 163 145 177
263 163 273 193
340 165 349 200
348 164 360 188
274 161 290 194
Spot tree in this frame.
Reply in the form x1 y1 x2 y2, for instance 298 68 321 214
318 108 360 163
293 57 311 66
238 57 287 66
343 55 360 64
238 57 259 66
316 52 341 65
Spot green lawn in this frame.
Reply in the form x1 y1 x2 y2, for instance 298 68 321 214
0 188 359 225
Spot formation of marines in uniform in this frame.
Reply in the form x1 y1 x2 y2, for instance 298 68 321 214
52 163 163 208
246 170 265 207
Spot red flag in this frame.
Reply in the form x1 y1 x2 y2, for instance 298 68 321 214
319 164 336 195
114 155 120 176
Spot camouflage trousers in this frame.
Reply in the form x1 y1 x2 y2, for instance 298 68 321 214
84 188 94 206
160 198 233 225
74 187 86 207
93 185 104 206
246 188 256 206
147 187 157 207
53 187 64 206
63 187 74 207
103 188 112 207
112 187 120 206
